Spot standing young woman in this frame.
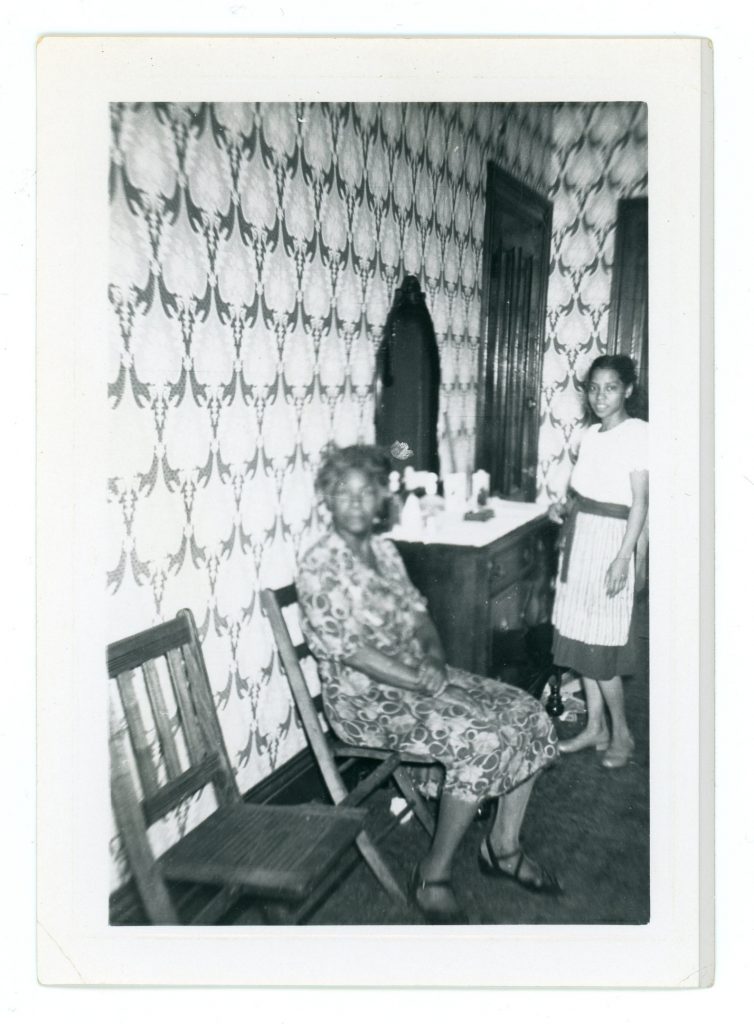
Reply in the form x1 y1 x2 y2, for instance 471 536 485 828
549 355 648 769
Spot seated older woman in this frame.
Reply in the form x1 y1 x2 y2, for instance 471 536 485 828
297 444 560 923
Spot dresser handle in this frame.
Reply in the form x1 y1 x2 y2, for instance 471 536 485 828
489 559 507 581
488 546 533 581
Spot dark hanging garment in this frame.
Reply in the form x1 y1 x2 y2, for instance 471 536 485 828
375 275 441 474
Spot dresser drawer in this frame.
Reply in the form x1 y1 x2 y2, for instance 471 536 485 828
488 580 531 633
397 516 552 676
487 538 535 593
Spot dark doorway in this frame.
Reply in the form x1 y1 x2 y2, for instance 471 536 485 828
476 163 553 500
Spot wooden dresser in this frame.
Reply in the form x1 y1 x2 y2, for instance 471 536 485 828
393 511 556 678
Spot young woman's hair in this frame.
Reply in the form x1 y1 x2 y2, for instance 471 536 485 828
587 353 638 388
315 444 391 499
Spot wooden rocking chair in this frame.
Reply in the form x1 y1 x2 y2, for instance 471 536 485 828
260 585 436 905
107 608 367 924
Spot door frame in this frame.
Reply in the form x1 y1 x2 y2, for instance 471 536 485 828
606 196 648 420
476 162 553 499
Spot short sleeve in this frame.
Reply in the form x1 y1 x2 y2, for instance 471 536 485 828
296 548 364 662
626 419 649 473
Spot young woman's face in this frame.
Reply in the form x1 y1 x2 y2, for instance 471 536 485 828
587 368 632 422
328 467 382 539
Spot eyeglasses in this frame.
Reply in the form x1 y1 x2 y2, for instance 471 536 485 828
331 486 378 505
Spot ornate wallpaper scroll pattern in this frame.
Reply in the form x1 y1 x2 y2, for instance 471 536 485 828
107 101 554 887
538 102 648 500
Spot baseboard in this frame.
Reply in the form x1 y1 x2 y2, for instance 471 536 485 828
244 747 324 805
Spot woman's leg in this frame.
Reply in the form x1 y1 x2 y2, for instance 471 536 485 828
478 771 560 890
558 676 609 753
414 792 479 918
597 674 634 753
420 792 479 881
488 773 537 853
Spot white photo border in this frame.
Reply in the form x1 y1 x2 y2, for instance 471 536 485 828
36 34 713 987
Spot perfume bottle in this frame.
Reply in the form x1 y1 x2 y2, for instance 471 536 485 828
388 470 404 529
400 492 424 534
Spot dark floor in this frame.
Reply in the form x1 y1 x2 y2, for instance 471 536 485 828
231 625 649 927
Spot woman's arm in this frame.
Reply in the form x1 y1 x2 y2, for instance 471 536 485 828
605 469 649 597
343 646 447 696
414 610 446 665
635 515 649 591
344 605 449 696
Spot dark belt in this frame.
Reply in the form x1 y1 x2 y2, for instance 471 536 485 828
559 490 630 583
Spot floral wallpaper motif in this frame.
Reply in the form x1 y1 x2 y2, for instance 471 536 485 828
107 101 647 892
107 101 554 888
538 102 648 500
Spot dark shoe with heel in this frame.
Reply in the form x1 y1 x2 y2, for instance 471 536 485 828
478 836 563 896
408 863 469 925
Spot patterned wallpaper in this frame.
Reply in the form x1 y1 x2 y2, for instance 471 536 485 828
107 101 555 887
538 102 648 500
107 101 646 890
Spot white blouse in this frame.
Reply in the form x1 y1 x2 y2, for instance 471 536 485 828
570 417 648 506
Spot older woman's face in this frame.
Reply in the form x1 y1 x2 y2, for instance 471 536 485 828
328 467 382 539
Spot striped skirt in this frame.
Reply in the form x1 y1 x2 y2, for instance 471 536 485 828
552 512 634 648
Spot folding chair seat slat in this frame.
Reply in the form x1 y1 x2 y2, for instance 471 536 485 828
116 669 160 799
330 741 434 765
160 802 366 900
142 658 183 780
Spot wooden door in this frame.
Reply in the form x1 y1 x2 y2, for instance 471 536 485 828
607 197 648 420
476 164 552 501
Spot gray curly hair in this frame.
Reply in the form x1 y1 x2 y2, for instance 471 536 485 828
315 444 391 500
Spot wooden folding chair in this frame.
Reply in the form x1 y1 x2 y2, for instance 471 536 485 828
260 585 436 905
107 608 367 924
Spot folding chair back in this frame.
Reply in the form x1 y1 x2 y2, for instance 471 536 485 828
107 608 366 924
261 586 436 905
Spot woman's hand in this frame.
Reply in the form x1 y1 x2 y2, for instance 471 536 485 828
418 655 449 697
548 499 568 525
605 557 631 597
439 683 486 717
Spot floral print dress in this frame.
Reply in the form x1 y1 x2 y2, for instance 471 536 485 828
296 530 558 803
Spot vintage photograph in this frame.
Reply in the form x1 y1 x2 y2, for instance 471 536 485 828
105 99 650 927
